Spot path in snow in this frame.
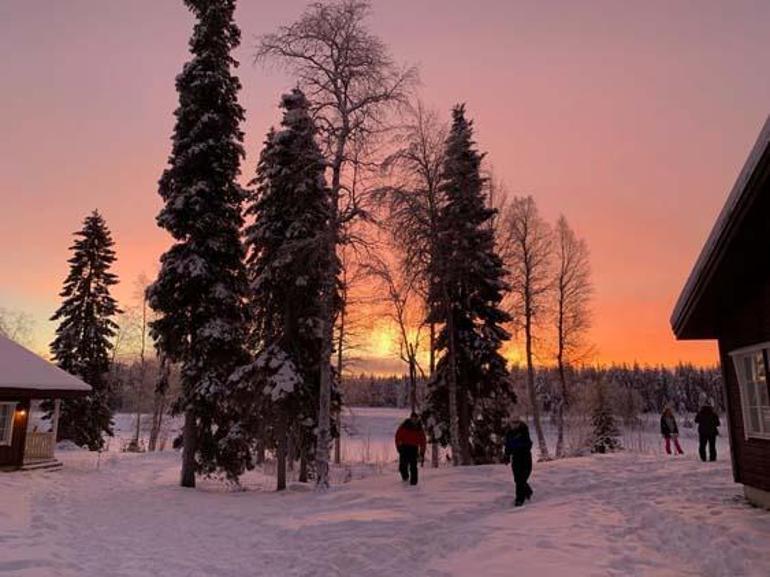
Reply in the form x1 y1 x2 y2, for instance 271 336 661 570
1 440 769 577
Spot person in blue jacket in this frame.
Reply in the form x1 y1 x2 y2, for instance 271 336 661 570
504 416 534 507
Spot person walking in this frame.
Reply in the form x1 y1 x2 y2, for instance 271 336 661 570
504 416 534 507
395 413 427 486
695 400 720 462
660 407 684 455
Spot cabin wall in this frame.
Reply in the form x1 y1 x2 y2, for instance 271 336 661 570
0 398 30 469
717 281 770 493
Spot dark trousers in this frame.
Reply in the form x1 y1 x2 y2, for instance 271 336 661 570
398 445 419 485
699 434 717 462
511 451 533 502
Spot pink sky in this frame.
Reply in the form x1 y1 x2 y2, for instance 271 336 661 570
1 0 769 367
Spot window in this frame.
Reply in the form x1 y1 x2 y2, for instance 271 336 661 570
730 345 770 439
0 403 17 446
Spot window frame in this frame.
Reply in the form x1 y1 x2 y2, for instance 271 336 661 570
0 402 17 446
729 342 770 440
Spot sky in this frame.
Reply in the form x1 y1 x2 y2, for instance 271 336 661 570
1 0 769 372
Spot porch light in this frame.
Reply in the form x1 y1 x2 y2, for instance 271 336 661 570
17 409 26 416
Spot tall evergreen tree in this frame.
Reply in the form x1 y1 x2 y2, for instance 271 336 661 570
424 105 515 465
50 210 119 450
147 0 250 487
235 89 336 490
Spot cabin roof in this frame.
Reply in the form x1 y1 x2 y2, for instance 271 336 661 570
0 335 91 395
671 116 770 339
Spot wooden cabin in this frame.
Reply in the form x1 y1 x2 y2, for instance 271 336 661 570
0 334 91 470
672 116 770 509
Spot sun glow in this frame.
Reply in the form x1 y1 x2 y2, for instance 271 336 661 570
365 322 399 358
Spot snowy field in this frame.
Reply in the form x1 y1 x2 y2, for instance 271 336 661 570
2 409 770 577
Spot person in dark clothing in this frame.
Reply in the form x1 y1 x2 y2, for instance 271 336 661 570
660 407 684 455
504 417 534 507
395 413 427 486
695 401 720 462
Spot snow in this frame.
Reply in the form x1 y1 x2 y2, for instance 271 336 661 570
2 409 769 577
0 335 90 392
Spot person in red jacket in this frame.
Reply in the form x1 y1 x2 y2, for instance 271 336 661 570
395 413 427 485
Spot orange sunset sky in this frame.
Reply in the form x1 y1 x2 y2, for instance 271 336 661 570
1 0 769 371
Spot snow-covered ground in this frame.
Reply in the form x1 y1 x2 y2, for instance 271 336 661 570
2 409 769 577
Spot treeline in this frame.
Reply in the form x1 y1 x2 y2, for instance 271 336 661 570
339 374 427 408
339 364 723 416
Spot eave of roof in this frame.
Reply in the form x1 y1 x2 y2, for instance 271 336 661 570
0 335 92 393
671 116 770 339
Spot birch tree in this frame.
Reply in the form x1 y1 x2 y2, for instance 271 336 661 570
256 0 416 488
378 102 446 465
500 196 553 460
367 253 425 413
553 215 592 457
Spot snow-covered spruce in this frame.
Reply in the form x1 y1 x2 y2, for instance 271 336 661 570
147 0 250 487
234 89 338 490
424 104 515 465
48 210 119 451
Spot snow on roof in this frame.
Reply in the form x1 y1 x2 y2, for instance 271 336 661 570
671 115 770 336
0 335 91 392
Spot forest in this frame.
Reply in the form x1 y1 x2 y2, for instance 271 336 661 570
0 0 724 489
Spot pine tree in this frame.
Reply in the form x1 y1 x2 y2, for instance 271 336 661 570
49 210 119 450
147 0 250 487
235 89 336 490
591 379 622 453
423 104 515 465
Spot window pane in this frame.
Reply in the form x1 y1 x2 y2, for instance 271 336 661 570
757 383 770 407
756 351 767 381
749 406 761 434
742 355 754 382
762 407 770 434
746 381 758 406
733 350 770 436
0 405 11 444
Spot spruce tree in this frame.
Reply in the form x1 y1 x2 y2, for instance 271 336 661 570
423 105 515 465
49 210 119 450
591 379 622 453
147 0 250 487
235 89 335 490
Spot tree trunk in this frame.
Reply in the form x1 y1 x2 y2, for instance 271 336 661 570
148 394 161 452
409 356 417 414
134 292 148 447
149 356 169 452
276 412 287 491
255 439 266 466
180 409 196 488
333 410 342 465
555 353 567 458
334 291 346 466
525 313 549 460
429 322 439 468
315 290 333 488
444 297 463 466
316 133 345 490
287 431 295 471
429 322 436 375
299 442 309 483
133 409 142 447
